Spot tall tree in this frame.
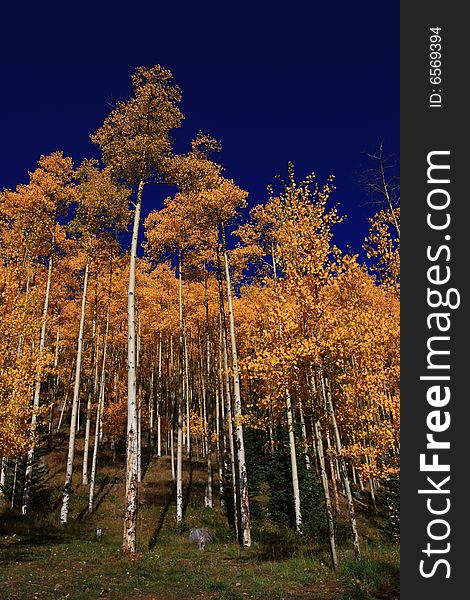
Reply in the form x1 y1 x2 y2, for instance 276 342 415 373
92 65 183 553
60 162 128 524
15 152 76 515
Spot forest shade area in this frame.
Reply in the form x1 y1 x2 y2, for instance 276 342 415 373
0 65 400 570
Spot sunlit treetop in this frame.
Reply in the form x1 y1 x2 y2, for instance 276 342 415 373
166 132 223 193
0 152 75 261
192 176 248 229
91 65 183 185
364 207 400 294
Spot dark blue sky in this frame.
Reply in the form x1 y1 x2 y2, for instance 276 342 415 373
0 0 399 255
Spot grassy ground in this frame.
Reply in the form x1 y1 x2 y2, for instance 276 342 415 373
0 442 399 600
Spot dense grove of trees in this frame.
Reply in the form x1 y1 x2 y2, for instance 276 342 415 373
0 65 399 565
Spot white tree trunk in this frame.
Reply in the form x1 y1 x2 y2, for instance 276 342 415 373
215 384 224 504
0 456 6 491
204 333 213 509
176 252 184 522
22 251 53 515
317 369 340 513
11 459 19 509
314 419 338 570
365 451 378 514
137 395 142 482
326 428 341 514
205 427 213 508
149 361 155 454
82 320 98 485
183 328 191 457
324 373 361 560
221 229 250 547
88 388 102 513
200 317 213 509
298 398 311 471
136 310 142 483
305 368 320 475
123 180 144 553
157 333 162 457
170 427 176 481
157 411 162 458
47 318 61 447
219 278 239 541
89 281 111 514
285 386 302 533
60 257 90 524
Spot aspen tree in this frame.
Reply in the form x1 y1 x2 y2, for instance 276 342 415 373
92 65 182 552
145 136 222 520
60 255 90 524
60 162 128 524
149 359 155 454
176 252 184 521
314 419 338 570
89 258 113 513
221 226 251 547
145 205 191 521
324 372 360 559
82 314 99 485
19 153 75 515
219 305 240 541
189 173 251 545
364 207 400 293
236 166 345 544
157 333 163 457
204 307 213 509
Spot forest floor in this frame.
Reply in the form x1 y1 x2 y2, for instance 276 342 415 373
0 441 399 600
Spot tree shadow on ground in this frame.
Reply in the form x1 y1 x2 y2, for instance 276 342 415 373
42 466 62 484
182 458 194 517
0 512 71 564
92 475 119 515
75 474 119 522
140 447 152 481
147 490 174 551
